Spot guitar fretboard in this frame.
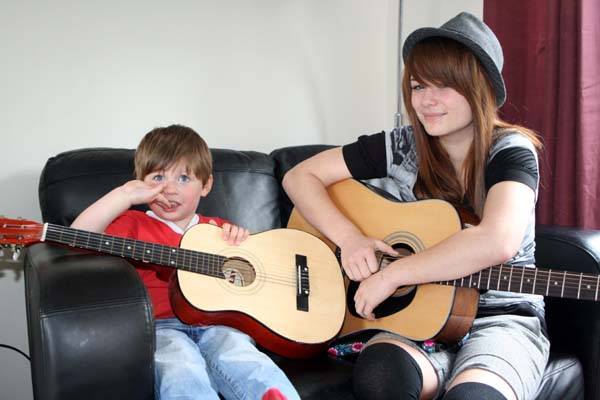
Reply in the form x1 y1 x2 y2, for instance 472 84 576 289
43 223 227 279
439 264 600 301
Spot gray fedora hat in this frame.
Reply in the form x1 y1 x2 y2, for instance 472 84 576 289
402 12 506 107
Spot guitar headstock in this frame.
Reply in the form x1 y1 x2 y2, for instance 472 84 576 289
0 244 23 262
0 217 43 247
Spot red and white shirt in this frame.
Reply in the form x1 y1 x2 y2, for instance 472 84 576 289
105 210 227 319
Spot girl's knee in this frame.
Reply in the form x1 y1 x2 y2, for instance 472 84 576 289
353 342 423 400
446 369 515 400
443 382 507 400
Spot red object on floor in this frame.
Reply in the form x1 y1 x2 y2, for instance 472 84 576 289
262 388 287 400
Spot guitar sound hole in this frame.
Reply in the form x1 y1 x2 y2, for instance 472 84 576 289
347 281 417 319
222 257 255 287
347 242 417 319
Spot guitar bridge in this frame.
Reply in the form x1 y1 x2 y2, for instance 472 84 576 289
296 254 309 312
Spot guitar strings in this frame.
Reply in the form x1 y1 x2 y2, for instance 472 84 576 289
44 226 325 287
374 251 600 293
54 241 331 287
42 230 600 293
3 218 595 286
18 224 600 293
376 251 598 284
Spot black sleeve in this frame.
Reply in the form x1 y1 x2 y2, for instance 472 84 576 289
485 147 538 192
341 131 387 179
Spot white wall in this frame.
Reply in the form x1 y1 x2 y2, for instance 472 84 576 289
0 1 481 399
1 0 401 222
0 0 482 223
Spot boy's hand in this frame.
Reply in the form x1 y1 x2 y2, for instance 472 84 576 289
220 223 250 245
207 220 249 245
121 180 168 206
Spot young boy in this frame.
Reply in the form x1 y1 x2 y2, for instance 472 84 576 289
72 124 300 400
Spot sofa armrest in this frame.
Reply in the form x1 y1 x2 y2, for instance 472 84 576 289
535 225 600 400
25 243 155 400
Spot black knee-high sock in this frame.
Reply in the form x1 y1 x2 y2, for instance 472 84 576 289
353 343 423 400
443 382 508 400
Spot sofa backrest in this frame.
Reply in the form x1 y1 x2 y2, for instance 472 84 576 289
39 147 282 233
269 144 335 227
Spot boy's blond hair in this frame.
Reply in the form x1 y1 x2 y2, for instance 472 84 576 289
134 125 212 184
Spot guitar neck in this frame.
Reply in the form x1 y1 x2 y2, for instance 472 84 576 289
42 223 226 279
438 264 600 301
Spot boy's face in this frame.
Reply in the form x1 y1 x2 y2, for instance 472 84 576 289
144 162 212 230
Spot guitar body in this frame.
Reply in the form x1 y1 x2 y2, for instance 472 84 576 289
287 179 479 343
170 224 346 358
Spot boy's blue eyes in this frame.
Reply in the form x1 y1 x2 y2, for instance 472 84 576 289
151 174 192 183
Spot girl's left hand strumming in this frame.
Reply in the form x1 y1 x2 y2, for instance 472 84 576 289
353 270 398 320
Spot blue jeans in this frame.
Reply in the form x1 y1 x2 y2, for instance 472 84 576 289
154 318 300 400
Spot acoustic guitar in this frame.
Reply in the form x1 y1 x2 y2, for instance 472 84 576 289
287 179 600 344
0 218 345 358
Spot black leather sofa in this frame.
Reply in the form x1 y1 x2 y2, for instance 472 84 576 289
25 146 597 400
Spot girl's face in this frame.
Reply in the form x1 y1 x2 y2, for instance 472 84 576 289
410 79 474 142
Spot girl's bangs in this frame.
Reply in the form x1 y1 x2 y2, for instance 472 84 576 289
406 38 469 88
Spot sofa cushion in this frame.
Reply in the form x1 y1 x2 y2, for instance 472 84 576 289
267 352 354 400
534 353 584 400
270 348 583 400
33 145 591 400
535 225 600 399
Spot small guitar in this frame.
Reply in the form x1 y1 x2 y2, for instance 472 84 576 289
0 218 346 358
288 179 600 344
